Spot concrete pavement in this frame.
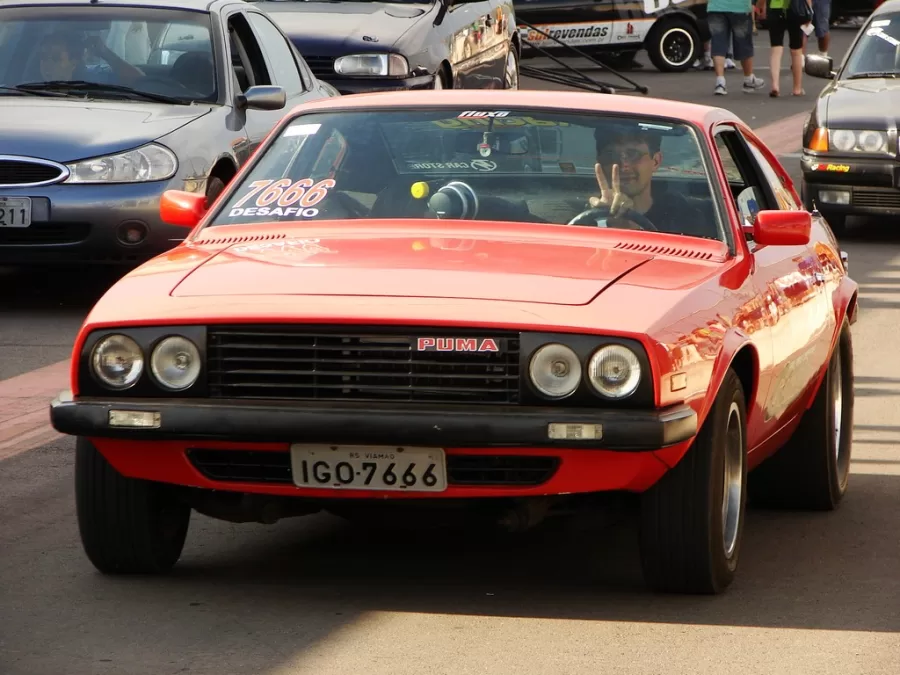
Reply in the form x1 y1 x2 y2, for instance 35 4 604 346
3 24 899 675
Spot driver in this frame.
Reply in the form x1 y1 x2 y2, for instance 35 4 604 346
37 31 144 84
590 127 706 235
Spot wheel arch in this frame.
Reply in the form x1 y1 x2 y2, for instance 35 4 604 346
208 154 239 187
438 60 453 88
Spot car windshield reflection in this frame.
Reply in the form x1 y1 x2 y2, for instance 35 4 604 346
841 12 900 80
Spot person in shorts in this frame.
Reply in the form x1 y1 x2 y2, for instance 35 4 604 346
810 0 831 57
758 0 812 96
707 0 766 95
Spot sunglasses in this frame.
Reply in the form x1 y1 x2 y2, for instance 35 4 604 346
599 148 650 164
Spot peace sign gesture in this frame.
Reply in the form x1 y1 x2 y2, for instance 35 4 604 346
590 162 635 217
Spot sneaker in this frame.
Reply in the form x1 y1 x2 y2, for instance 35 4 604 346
692 55 713 70
725 57 736 70
742 75 765 92
715 82 727 95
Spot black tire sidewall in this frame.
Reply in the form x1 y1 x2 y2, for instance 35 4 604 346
647 18 699 72
830 324 854 500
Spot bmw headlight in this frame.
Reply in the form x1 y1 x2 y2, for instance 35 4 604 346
529 343 581 399
829 129 889 154
150 336 201 391
91 335 144 390
588 345 641 399
334 53 409 77
65 143 178 183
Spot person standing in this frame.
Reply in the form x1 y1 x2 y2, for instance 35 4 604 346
809 0 832 58
707 0 766 95
757 0 810 96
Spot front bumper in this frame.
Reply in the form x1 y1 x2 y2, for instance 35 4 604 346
50 390 697 451
801 152 900 216
0 180 190 265
322 73 436 95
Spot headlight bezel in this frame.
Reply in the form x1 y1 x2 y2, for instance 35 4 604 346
520 332 655 408
333 53 410 77
809 127 894 155
64 142 178 184
78 326 208 397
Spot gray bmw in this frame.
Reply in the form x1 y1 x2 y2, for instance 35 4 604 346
0 0 339 266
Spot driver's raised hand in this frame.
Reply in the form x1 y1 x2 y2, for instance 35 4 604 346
590 163 634 217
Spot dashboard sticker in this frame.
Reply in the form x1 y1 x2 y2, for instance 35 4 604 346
228 178 335 218
433 116 569 129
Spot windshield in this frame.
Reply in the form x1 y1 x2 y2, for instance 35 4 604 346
0 6 217 103
842 12 900 78
208 108 724 241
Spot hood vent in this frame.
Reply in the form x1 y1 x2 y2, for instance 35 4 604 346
614 241 721 261
194 232 288 246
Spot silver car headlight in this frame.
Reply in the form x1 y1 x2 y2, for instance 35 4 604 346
829 129 889 154
588 345 641 399
150 336 201 391
65 143 178 183
91 335 144 390
529 343 581 399
334 53 409 77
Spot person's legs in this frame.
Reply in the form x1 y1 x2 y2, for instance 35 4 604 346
708 11 731 94
693 8 714 69
788 17 806 94
731 12 765 91
768 8 787 95
726 34 736 69
812 0 831 55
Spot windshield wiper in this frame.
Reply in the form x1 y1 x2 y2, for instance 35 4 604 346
848 71 900 79
15 80 185 104
0 85 81 98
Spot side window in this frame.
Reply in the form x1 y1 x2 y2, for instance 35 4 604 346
246 13 306 95
746 140 802 210
713 129 774 227
227 13 271 93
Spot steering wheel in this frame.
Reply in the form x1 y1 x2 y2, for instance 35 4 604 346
567 205 658 231
139 75 191 92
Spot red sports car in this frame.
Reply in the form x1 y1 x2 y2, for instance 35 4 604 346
51 90 858 595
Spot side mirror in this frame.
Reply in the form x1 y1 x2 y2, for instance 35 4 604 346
805 53 835 79
160 190 207 228
753 210 812 246
236 85 286 111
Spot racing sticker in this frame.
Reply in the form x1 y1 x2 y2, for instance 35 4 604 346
228 177 335 218
519 21 614 47
458 110 511 119
407 159 498 172
433 116 569 129
610 19 655 43
642 0 691 14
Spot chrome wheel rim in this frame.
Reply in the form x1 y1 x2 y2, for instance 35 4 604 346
833 349 843 460
722 401 743 559
505 51 519 89
434 73 444 90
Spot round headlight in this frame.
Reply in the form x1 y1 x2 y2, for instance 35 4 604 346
529 343 581 399
588 345 641 399
831 130 856 152
150 336 201 391
91 334 144 390
858 130 886 153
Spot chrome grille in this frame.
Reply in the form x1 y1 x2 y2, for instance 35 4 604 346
0 157 67 187
207 326 522 404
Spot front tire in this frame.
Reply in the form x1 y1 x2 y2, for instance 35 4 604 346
646 17 699 72
504 48 519 89
639 369 748 594
75 437 191 574
749 321 854 511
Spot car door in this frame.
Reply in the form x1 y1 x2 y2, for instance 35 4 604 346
439 0 506 87
711 124 833 440
222 8 287 161
245 11 321 109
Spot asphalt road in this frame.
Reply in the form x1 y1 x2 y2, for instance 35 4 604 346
3 26 899 675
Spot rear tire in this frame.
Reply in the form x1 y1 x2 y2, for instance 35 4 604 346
749 321 854 511
75 437 191 574
646 17 699 72
639 369 748 594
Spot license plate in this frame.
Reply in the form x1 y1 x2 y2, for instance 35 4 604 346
290 445 448 492
0 197 32 228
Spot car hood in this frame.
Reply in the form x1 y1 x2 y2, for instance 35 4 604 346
261 1 431 53
824 78 900 128
0 98 212 162
170 225 656 305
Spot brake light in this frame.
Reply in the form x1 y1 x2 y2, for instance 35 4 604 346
808 127 829 151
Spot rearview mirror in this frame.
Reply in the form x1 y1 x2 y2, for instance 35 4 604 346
805 53 835 79
160 190 207 228
236 85 286 111
753 210 812 246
